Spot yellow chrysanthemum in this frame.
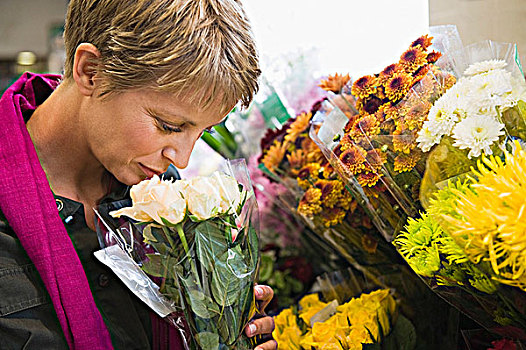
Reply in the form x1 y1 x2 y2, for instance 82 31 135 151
296 163 321 190
319 73 351 93
393 151 420 173
339 143 368 175
378 63 403 85
410 34 433 50
314 179 344 208
384 72 413 102
350 114 381 139
320 207 347 227
399 47 428 74
297 187 323 218
272 308 302 350
443 147 526 291
284 112 312 143
352 75 378 99
357 171 383 187
261 141 287 172
298 294 328 325
392 126 417 154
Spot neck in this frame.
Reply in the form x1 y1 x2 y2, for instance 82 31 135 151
27 80 108 204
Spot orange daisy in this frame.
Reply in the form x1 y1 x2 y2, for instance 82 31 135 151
287 149 306 176
261 141 287 171
318 73 351 93
362 95 383 115
339 144 368 175
351 75 378 99
410 34 433 50
284 112 312 143
298 187 323 218
399 47 428 74
384 72 413 102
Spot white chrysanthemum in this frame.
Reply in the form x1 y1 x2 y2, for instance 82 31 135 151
451 114 505 158
466 69 514 116
425 96 462 136
464 59 508 76
416 122 443 152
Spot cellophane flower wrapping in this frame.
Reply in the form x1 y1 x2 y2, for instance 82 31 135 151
258 83 459 348
271 267 417 350
95 159 260 350
309 26 460 241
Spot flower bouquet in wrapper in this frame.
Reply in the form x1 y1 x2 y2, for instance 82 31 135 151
310 27 459 240
272 284 416 350
393 144 526 341
94 159 259 350
258 99 459 349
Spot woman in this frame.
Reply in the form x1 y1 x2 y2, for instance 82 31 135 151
0 0 276 349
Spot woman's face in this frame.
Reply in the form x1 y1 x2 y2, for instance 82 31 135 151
80 88 229 185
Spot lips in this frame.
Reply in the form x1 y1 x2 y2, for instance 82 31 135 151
138 163 163 178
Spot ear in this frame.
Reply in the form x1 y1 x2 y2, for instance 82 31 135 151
72 43 102 96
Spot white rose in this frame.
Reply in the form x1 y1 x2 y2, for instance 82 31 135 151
210 172 242 214
185 176 223 220
110 175 187 225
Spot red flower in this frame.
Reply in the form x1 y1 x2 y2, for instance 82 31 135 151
488 339 517 350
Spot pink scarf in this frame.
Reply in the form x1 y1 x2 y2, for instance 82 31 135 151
0 73 113 349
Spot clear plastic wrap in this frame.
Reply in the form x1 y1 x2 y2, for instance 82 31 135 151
310 26 460 240
94 159 260 350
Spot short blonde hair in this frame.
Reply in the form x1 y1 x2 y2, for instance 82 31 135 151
64 0 260 111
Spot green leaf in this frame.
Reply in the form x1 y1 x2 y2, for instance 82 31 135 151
141 254 164 278
382 315 417 350
194 221 229 272
211 247 249 307
142 225 158 243
195 331 219 350
186 289 220 319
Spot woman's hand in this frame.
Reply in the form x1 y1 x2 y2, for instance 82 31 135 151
244 284 277 350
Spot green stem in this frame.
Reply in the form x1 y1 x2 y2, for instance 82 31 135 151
176 224 189 254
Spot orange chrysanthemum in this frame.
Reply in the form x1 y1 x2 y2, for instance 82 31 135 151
352 75 378 99
361 95 384 115
297 163 321 189
339 143 368 175
319 73 351 93
410 34 433 50
393 151 420 173
412 64 431 86
314 179 344 208
399 47 428 74
364 149 387 173
384 72 413 102
350 114 381 139
426 51 442 64
338 195 357 212
298 187 323 218
378 63 403 85
322 162 337 180
284 112 312 143
393 124 418 154
361 234 379 254
261 141 287 171
404 101 431 130
320 207 347 227
357 171 383 187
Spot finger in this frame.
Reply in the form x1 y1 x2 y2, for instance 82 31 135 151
255 285 274 311
254 340 278 350
245 316 275 337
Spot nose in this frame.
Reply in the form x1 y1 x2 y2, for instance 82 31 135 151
162 135 198 169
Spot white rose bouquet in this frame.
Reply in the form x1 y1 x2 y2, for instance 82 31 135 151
98 160 259 350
